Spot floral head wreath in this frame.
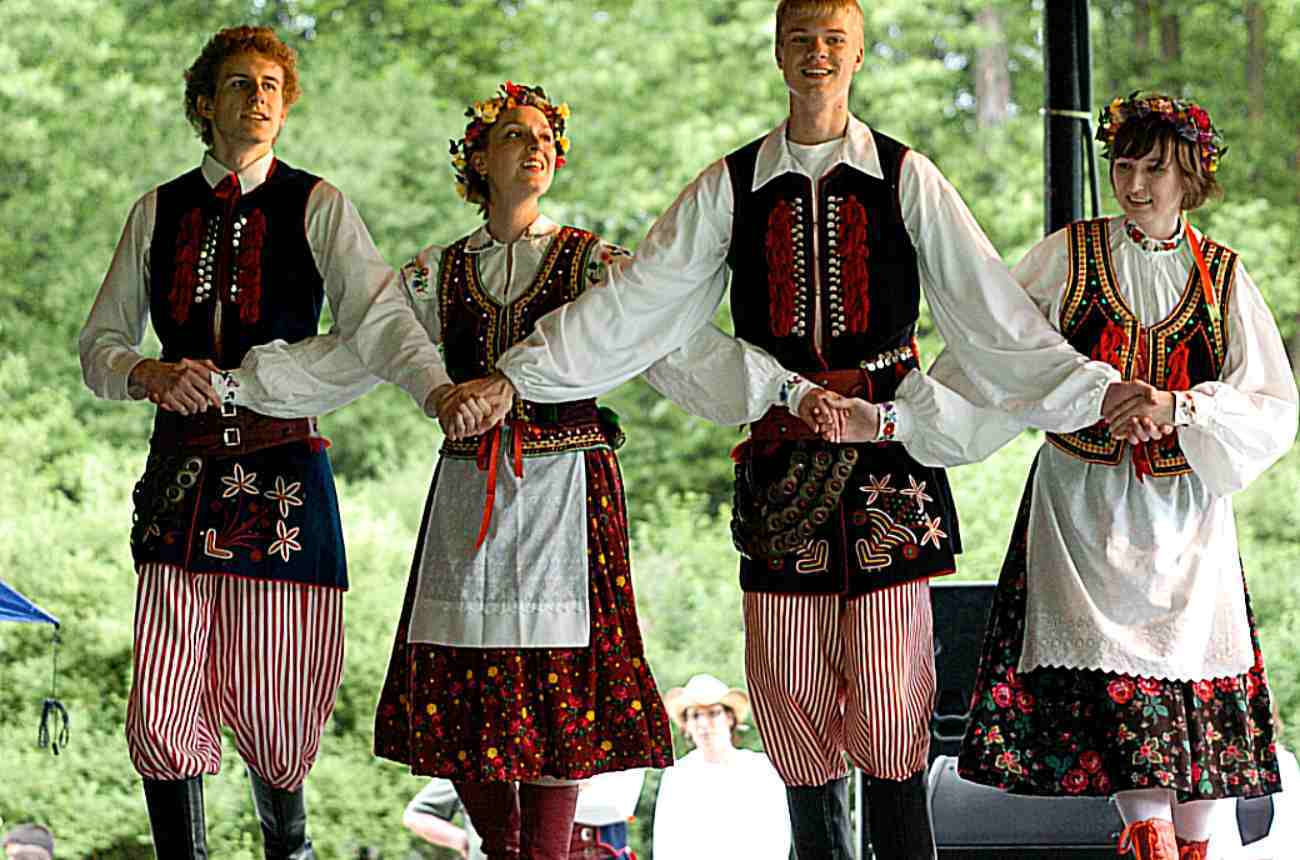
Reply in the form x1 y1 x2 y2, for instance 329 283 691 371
448 81 571 204
1095 91 1227 175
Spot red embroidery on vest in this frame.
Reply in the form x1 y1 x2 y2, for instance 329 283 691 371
839 196 870 334
169 208 204 325
233 210 266 324
1166 341 1192 391
1092 320 1128 369
1132 440 1155 482
766 200 798 337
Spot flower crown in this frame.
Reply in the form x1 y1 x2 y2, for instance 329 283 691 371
1095 91 1226 174
448 81 571 203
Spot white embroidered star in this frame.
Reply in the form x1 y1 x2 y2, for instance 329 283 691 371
859 473 895 505
920 514 948 549
899 475 933 512
263 476 304 518
268 519 302 562
220 463 259 498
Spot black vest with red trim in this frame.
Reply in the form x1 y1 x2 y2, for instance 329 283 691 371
149 160 324 367
435 227 610 456
1046 218 1235 477
725 128 922 389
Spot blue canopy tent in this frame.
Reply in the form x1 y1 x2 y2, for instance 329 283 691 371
1 579 69 754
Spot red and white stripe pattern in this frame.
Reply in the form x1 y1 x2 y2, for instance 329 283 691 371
126 564 345 790
743 579 935 786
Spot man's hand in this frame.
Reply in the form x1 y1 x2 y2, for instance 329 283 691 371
797 388 848 442
1101 380 1174 445
128 358 221 415
426 372 516 440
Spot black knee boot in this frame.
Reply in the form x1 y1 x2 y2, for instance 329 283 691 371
142 776 208 859
864 771 936 860
786 776 854 860
249 772 316 860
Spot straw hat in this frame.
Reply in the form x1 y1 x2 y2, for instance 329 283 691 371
663 674 750 727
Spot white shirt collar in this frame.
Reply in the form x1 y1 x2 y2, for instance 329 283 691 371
201 150 276 195
465 213 559 253
752 114 884 191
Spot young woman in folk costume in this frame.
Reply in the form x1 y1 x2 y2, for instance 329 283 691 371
943 95 1298 860
371 82 833 859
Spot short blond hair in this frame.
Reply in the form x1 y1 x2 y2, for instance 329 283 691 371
775 0 865 41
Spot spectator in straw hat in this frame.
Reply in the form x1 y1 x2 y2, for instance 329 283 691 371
4 824 54 860
652 675 790 858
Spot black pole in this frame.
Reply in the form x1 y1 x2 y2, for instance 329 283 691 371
1043 0 1092 235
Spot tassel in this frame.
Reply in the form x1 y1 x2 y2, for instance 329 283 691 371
838 196 871 334
765 200 798 337
1166 342 1191 391
1092 320 1128 369
168 209 204 325
235 209 266 324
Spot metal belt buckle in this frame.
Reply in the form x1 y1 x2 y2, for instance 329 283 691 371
221 401 238 418
222 427 241 447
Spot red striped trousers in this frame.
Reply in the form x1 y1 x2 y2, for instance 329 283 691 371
125 564 345 790
742 579 935 786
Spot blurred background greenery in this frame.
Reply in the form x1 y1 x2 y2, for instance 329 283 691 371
1 0 1297 856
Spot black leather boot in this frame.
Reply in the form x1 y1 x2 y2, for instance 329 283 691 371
249 772 316 860
142 776 208 859
786 776 854 860
864 771 936 860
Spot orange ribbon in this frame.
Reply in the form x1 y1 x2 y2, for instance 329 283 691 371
473 422 527 551
1184 220 1219 321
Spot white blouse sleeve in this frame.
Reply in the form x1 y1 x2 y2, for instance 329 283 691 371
1178 261 1299 496
651 767 689 859
496 159 736 402
225 184 451 417
894 356 1026 467
900 154 1119 431
79 192 155 401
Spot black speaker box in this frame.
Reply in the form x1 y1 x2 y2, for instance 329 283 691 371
929 581 996 762
928 756 1124 858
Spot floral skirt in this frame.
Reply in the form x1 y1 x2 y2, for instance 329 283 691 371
373 448 674 781
957 461 1280 801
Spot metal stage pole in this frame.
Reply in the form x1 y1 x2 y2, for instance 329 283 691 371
1044 0 1096 236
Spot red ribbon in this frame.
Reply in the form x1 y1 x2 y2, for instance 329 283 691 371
473 422 527 551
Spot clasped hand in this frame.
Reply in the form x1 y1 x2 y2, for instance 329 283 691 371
129 357 222 415
1100 380 1175 444
427 372 516 440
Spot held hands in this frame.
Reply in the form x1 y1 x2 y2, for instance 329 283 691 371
128 358 222 415
426 371 516 440
796 388 850 442
1101 380 1175 445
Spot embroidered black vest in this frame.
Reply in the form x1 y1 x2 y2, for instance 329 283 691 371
149 160 324 368
725 130 922 396
1046 218 1235 477
436 227 609 456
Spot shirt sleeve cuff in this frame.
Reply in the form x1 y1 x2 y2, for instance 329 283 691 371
783 378 819 415
888 399 913 442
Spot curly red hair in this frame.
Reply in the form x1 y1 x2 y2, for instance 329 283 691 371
184 26 301 146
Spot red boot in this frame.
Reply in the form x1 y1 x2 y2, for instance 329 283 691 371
1176 837 1210 860
1117 819 1177 860
518 782 579 860
454 781 521 859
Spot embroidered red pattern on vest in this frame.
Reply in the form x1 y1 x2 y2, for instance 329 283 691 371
839 196 870 334
168 208 204 325
233 209 266 324
1092 320 1128 368
1166 341 1192 390
766 199 798 337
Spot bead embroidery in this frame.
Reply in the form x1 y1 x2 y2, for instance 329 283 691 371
1123 218 1183 254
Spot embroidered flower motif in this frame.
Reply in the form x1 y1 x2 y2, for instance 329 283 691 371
268 519 302 562
1123 218 1182 254
919 514 947 548
220 463 259 498
263 476 304 518
899 475 933 512
859 473 895 505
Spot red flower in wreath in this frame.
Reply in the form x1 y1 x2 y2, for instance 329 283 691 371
1107 678 1136 704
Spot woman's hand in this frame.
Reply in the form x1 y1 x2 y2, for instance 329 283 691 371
127 358 222 415
798 388 849 442
426 373 516 439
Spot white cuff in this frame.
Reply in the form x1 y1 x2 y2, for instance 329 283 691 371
784 379 821 416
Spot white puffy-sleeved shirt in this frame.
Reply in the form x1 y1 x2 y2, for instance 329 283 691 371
394 216 812 649
496 116 1118 432
79 150 449 413
903 217 1298 681
652 748 791 859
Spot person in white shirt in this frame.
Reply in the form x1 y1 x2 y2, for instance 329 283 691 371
78 26 450 859
653 675 791 859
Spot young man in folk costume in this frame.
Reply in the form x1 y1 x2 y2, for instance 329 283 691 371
79 26 451 859
446 1 1159 856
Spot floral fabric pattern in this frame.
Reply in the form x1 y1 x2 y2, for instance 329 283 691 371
958 464 1280 801
373 448 673 780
